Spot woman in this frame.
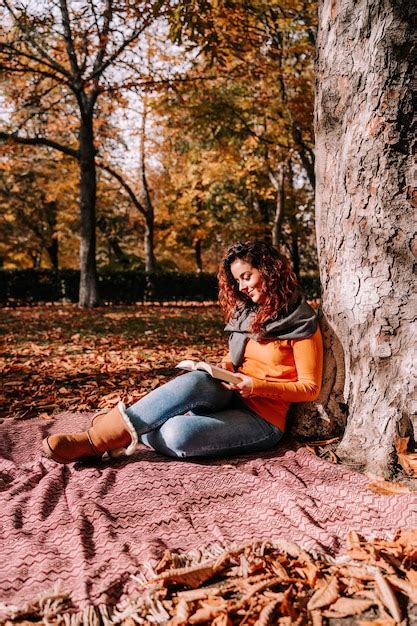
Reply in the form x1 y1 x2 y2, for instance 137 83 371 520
43 240 323 463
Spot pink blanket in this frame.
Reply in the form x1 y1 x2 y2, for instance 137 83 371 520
1 412 416 615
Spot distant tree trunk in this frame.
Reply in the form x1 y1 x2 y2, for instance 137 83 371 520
144 213 156 273
195 238 203 272
269 165 285 248
286 161 300 277
97 216 130 268
140 99 156 273
78 116 99 307
290 231 300 278
32 251 41 268
47 238 59 270
45 201 59 269
315 0 416 476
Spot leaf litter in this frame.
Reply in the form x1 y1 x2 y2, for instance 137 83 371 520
108 530 417 625
0 304 226 421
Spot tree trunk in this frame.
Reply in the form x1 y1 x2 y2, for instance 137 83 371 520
45 201 59 269
286 161 300 278
315 0 416 476
195 238 203 273
271 166 285 248
290 231 300 278
47 238 59 270
144 213 156 273
140 99 157 273
78 117 99 307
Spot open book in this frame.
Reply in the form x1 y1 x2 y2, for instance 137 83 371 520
175 360 241 385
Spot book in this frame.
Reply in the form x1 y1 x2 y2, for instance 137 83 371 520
175 360 242 385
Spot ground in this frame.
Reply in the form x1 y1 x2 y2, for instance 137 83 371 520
0 303 226 421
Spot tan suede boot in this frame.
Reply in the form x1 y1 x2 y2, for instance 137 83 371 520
42 402 138 464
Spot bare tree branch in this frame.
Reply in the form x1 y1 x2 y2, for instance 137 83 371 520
98 162 146 217
0 132 79 158
3 0 71 79
85 2 170 82
91 0 113 79
59 0 81 82
0 44 72 84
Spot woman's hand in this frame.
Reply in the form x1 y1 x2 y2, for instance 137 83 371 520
223 372 253 398
219 361 235 372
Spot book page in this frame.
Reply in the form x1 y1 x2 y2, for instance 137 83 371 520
175 360 241 385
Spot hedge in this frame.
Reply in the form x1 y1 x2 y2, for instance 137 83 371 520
0 269 320 305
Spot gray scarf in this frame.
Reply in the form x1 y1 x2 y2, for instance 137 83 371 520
224 298 318 367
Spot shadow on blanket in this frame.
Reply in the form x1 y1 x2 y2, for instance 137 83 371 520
0 411 415 618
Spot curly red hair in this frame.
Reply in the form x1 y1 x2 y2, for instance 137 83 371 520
218 240 301 334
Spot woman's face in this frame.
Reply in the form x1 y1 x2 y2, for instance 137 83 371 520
230 259 265 304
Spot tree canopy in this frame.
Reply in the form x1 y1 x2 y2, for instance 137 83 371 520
0 0 318 282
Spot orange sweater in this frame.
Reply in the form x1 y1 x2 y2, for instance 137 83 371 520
232 328 323 431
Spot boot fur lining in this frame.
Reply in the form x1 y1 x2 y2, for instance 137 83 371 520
117 401 139 455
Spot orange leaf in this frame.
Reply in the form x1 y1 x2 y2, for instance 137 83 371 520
387 575 417 603
367 480 412 495
39 412 53 420
394 436 409 455
307 576 339 610
374 569 402 622
323 597 374 617
346 530 363 549
310 610 323 626
358 619 396 626
152 561 217 589
397 452 417 476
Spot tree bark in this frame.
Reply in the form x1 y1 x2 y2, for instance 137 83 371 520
46 201 59 269
140 99 156 273
47 238 59 270
195 238 203 272
270 165 285 248
78 117 99 307
144 213 156 274
286 161 300 277
315 0 416 476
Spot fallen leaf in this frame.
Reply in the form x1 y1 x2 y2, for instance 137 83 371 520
323 596 374 617
39 412 53 420
406 569 417 587
211 613 231 626
346 547 372 561
346 530 363 549
394 437 409 455
177 588 220 601
394 437 417 476
367 480 412 495
374 569 402 622
173 598 190 623
327 450 339 463
188 598 227 623
254 598 281 626
357 619 397 626
152 561 217 589
310 609 323 626
397 452 417 476
307 576 339 610
387 575 417 603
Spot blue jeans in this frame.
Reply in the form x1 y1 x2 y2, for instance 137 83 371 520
125 371 283 458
